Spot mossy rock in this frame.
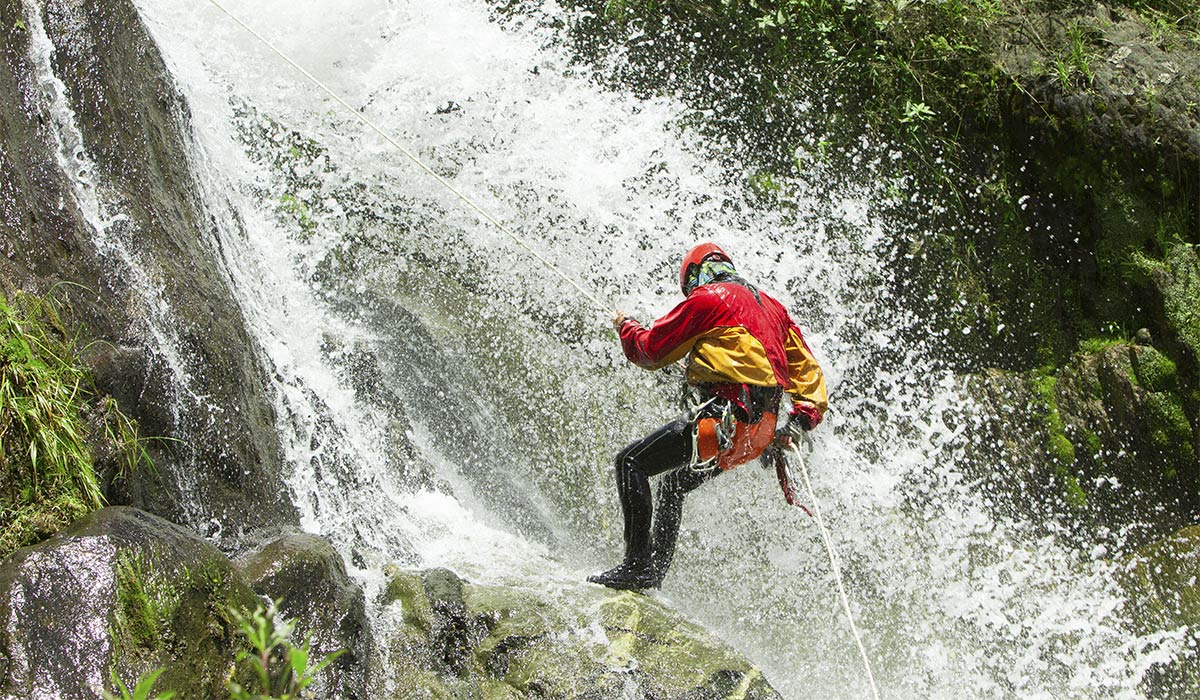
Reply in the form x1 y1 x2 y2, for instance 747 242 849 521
0 507 259 699
1131 345 1179 393
1119 526 1200 698
1132 244 1200 371
968 342 1198 536
377 567 782 699
235 531 370 699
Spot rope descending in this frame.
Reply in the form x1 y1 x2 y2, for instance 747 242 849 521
788 439 883 700
202 0 611 316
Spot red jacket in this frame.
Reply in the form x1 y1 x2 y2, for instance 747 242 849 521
619 281 828 420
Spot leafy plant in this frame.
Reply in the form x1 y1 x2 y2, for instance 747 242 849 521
101 668 175 700
0 291 152 555
1068 23 1093 84
227 602 344 700
1054 22 1095 88
901 100 936 123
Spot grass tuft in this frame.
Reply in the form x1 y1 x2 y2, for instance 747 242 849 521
0 290 150 556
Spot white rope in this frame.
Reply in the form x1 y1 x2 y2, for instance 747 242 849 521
788 441 883 700
202 0 611 316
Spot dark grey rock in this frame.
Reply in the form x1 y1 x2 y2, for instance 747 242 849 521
235 531 369 700
0 0 297 543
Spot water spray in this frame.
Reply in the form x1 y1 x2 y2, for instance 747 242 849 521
789 438 882 700
198 1 882 694
201 0 612 317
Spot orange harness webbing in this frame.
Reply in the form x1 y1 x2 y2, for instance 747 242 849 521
695 412 778 471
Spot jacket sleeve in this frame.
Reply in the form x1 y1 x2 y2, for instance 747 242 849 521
619 291 719 370
782 317 829 416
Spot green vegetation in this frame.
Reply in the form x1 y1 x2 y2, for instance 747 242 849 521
102 668 175 700
1053 21 1096 88
1031 367 1089 509
111 550 183 659
0 291 149 556
228 602 345 700
106 599 343 700
277 193 317 240
597 0 1007 140
1078 335 1126 355
1132 345 1178 392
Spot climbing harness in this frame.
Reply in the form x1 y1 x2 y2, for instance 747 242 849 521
685 384 780 474
788 437 883 700
686 396 724 473
201 0 612 317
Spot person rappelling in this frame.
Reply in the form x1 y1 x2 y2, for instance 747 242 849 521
588 242 829 591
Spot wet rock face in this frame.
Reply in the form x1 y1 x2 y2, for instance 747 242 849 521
378 567 783 699
1119 526 1200 697
0 507 259 700
235 531 370 699
1056 343 1198 528
0 0 297 541
968 341 1198 540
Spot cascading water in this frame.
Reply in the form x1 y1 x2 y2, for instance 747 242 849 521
126 0 1187 697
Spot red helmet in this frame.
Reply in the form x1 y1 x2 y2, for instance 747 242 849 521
679 242 732 295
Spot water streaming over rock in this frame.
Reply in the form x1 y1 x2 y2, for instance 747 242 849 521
121 0 1187 696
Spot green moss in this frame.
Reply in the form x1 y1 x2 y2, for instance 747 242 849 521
1031 368 1092 508
480 680 524 700
1032 369 1070 447
116 554 158 649
1131 245 1200 366
1132 346 1178 392
1055 466 1088 509
110 550 184 666
1078 335 1126 355
381 568 434 632
393 669 453 698
1048 432 1077 464
277 193 316 239
1142 392 1196 470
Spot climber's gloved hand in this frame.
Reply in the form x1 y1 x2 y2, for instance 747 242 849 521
789 401 822 431
774 401 821 447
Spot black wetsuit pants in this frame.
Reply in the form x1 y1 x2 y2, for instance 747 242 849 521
614 412 721 574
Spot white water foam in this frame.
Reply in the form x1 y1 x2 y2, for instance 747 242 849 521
133 0 1185 697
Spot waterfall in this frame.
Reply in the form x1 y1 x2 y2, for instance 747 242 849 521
130 0 1183 697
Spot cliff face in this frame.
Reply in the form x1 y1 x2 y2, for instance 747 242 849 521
0 0 296 541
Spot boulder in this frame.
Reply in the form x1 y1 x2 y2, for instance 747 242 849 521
378 567 782 699
0 507 258 700
966 340 1198 540
235 531 370 699
1119 526 1200 698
